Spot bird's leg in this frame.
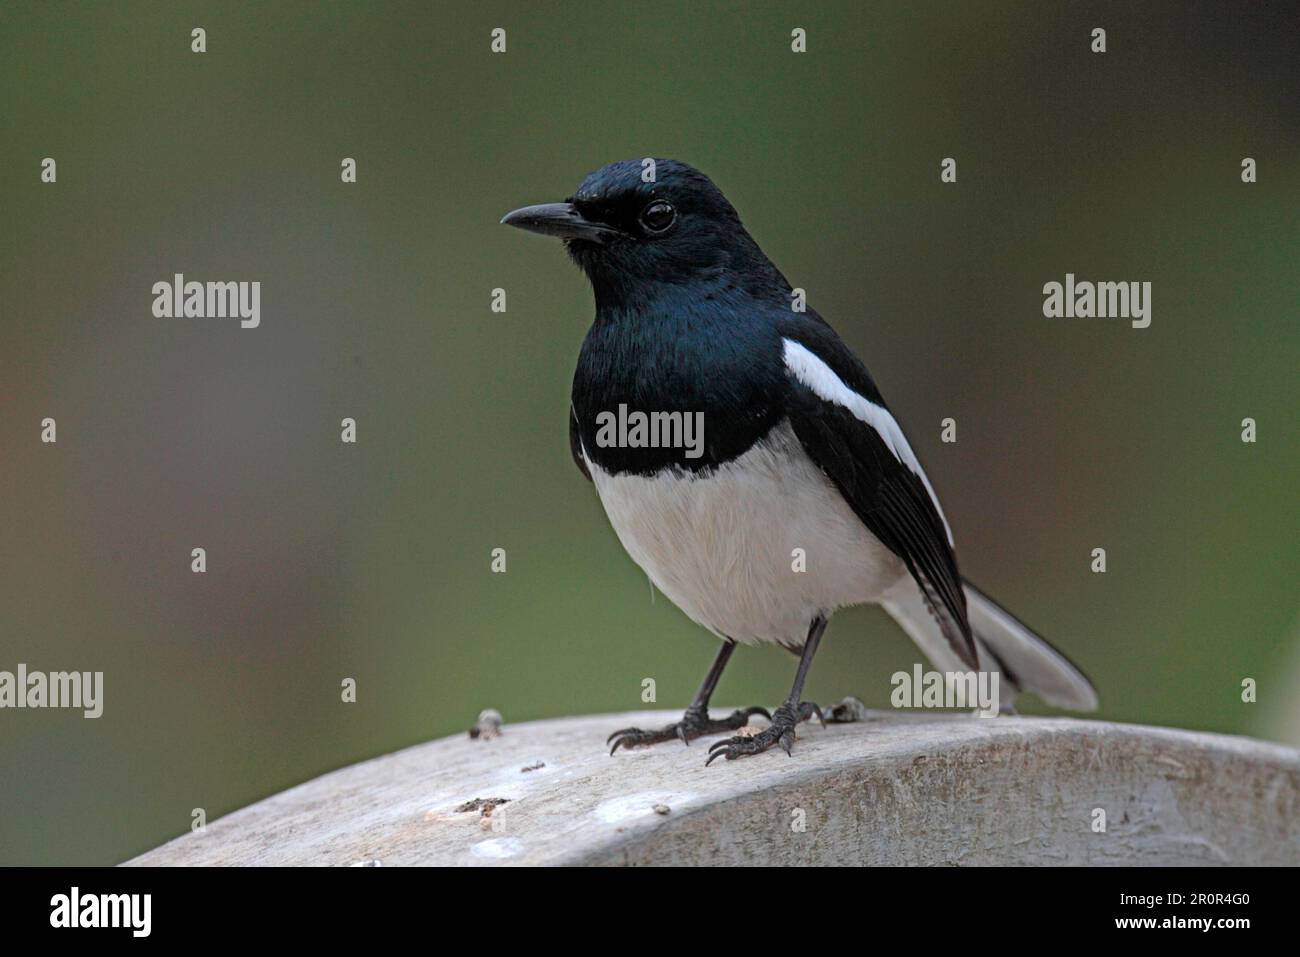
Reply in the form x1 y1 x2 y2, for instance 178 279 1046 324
607 640 770 753
707 617 828 765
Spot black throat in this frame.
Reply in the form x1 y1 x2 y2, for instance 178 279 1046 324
570 278 789 477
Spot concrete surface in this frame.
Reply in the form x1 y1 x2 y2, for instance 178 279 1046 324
124 709 1300 866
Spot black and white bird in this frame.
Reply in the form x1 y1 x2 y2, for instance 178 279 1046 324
502 159 1097 764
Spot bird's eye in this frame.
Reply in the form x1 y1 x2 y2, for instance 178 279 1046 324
639 201 676 234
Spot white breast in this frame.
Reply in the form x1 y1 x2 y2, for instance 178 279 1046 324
585 419 905 646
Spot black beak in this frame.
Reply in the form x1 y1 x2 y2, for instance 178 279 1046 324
500 202 624 243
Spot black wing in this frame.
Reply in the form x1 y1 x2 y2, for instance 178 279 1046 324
781 326 977 669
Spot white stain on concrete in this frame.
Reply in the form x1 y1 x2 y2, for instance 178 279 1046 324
470 837 525 859
594 792 698 825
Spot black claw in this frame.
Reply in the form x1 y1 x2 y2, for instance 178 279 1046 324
702 748 743 769
704 700 826 766
797 701 826 728
608 705 770 754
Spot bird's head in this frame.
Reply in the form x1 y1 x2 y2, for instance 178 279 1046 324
501 159 779 305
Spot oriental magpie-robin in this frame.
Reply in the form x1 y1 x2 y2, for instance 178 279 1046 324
502 159 1096 764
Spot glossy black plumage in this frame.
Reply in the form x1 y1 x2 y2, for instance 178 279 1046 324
545 159 977 668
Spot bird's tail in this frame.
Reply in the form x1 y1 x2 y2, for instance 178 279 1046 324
882 579 1098 712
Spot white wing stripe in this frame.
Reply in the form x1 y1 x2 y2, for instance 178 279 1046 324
782 338 953 545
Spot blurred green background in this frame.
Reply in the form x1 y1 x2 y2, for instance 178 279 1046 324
1 1 1296 865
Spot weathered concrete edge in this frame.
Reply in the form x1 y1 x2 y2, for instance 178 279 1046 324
573 719 1300 866
122 711 1300 867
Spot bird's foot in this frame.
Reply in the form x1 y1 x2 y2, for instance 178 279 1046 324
705 701 824 765
607 705 771 754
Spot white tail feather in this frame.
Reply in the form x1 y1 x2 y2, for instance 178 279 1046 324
882 580 1097 712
